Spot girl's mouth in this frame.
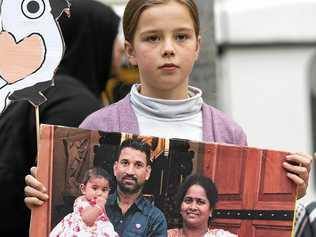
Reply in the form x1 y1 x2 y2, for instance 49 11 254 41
159 63 179 72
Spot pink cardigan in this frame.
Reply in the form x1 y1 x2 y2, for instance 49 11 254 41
80 94 247 146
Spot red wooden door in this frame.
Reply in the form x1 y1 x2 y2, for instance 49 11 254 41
202 143 296 237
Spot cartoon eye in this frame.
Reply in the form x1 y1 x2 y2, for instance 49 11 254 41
22 0 45 19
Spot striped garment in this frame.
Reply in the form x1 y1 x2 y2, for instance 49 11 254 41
294 202 316 237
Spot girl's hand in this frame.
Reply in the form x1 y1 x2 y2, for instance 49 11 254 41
24 167 49 209
282 152 313 199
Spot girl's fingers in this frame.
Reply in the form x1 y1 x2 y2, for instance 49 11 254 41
282 152 312 199
286 153 312 172
30 166 37 177
25 174 47 193
286 172 306 199
24 197 45 209
24 185 49 201
24 166 48 209
282 162 308 180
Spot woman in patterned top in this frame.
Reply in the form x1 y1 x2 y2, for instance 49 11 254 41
168 175 237 237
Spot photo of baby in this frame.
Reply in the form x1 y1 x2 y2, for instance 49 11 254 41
50 167 118 237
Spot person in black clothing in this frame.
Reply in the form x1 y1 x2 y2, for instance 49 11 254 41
0 0 120 236
294 202 316 237
57 0 121 99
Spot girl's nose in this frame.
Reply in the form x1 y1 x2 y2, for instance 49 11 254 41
162 39 175 57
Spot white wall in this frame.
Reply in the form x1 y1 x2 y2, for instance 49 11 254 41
215 0 316 204
217 47 315 204
218 47 313 153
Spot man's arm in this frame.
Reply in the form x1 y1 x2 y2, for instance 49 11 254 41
148 207 168 237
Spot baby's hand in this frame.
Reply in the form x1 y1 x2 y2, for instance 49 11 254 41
95 196 107 209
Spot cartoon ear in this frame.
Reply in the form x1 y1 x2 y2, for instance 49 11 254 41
49 0 70 19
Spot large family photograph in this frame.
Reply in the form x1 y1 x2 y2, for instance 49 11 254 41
31 124 296 237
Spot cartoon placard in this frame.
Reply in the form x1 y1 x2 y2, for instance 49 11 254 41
0 0 70 113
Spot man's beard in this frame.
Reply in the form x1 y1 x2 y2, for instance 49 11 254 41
117 176 144 194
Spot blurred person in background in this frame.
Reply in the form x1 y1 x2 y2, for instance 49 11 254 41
294 202 316 237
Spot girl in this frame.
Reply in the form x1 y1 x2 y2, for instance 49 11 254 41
49 167 118 237
80 0 247 145
79 0 311 199
25 0 311 217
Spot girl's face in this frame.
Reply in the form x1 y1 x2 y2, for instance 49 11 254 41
180 184 211 228
80 177 110 202
125 0 200 100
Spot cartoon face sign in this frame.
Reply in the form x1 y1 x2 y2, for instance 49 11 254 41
0 0 69 113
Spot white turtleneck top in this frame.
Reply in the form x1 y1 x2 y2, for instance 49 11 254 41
130 84 203 141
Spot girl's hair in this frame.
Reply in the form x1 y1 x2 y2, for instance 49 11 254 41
123 0 200 43
176 174 218 210
81 167 112 187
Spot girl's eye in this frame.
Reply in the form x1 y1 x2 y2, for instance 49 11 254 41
22 0 45 19
176 34 188 42
103 187 110 192
145 35 160 43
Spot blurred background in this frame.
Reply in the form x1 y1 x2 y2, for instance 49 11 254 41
98 0 316 205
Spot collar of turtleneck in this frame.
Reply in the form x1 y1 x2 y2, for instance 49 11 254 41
130 84 203 120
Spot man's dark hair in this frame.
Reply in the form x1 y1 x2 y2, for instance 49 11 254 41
118 138 152 166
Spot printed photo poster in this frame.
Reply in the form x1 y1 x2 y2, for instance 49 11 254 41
30 124 297 237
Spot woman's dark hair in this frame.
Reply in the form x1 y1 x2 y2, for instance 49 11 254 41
57 0 120 98
177 175 218 210
81 167 113 188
